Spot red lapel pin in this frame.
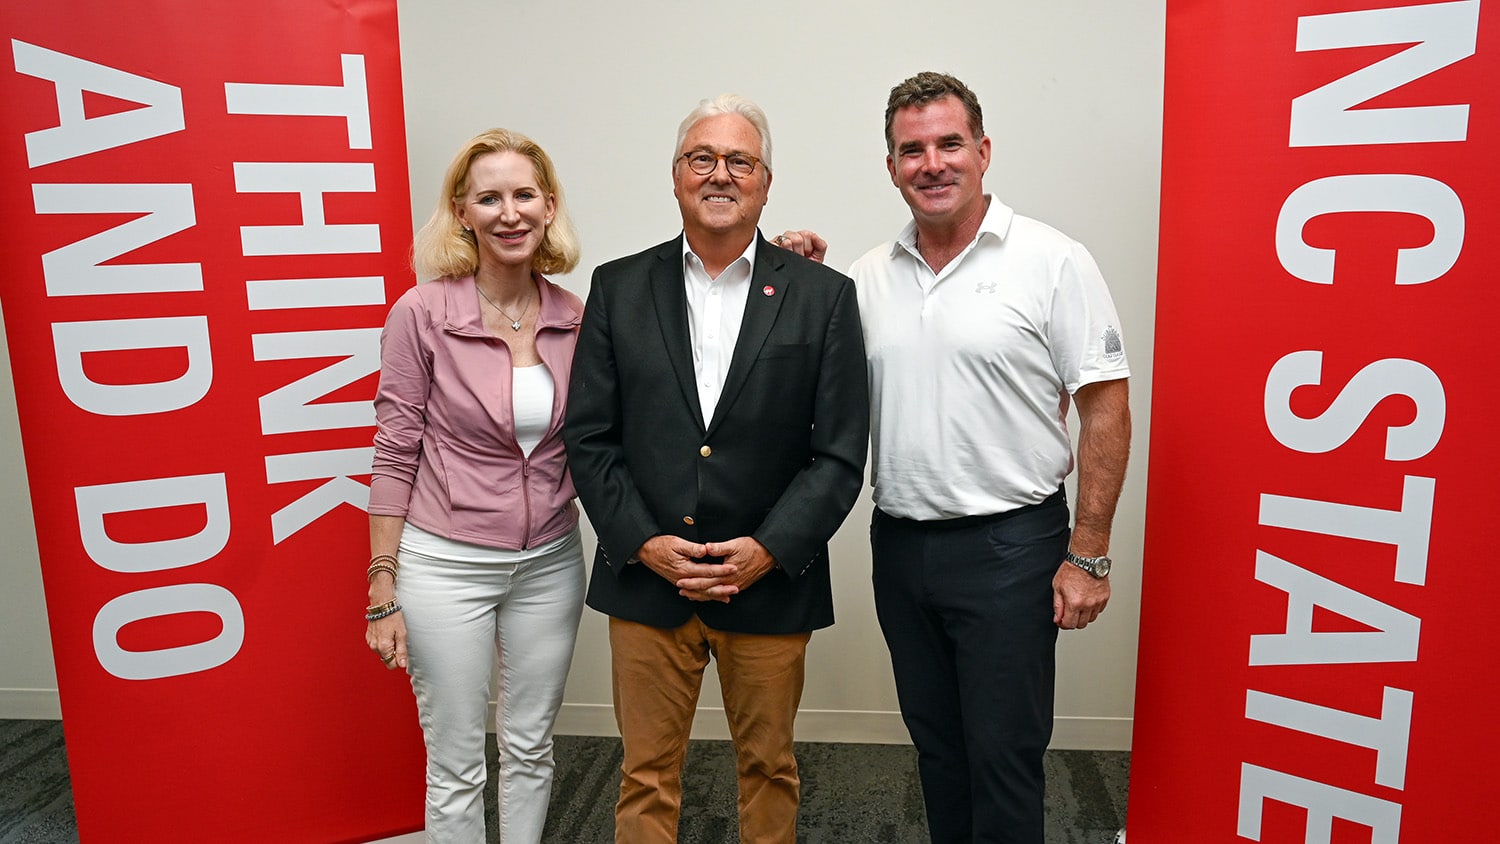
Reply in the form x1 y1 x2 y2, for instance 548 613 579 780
763 285 776 297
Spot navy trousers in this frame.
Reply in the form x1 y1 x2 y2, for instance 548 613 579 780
871 491 1070 844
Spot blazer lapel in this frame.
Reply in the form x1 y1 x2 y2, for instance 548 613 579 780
708 235 788 435
648 238 707 431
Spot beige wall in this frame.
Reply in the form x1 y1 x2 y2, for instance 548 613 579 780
0 305 58 719
1 0 1164 750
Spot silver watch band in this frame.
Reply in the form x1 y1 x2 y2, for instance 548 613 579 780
1064 549 1111 577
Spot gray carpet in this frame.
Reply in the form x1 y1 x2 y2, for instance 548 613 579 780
0 721 75 844
0 720 1128 843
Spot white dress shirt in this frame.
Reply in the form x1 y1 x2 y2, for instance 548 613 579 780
682 235 756 425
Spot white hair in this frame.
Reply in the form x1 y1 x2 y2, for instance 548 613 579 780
673 93 773 172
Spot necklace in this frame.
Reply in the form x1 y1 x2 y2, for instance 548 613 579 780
477 285 531 331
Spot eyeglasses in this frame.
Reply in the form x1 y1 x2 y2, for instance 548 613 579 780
679 150 763 179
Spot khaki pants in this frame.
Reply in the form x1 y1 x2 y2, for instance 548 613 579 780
608 616 811 844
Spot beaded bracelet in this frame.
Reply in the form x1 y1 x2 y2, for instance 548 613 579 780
367 554 399 583
365 600 402 621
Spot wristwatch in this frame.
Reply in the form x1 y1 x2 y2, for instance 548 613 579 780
1064 549 1112 578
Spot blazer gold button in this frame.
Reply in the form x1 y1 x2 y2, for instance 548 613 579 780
700 445 712 457
682 516 695 526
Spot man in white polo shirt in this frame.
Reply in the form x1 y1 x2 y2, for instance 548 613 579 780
850 71 1132 844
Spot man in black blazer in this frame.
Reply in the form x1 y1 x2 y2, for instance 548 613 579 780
564 94 868 844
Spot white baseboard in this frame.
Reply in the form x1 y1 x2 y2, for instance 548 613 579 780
3 691 1131 751
551 702 1132 751
0 688 62 719
550 702 618 737
1051 716 1134 751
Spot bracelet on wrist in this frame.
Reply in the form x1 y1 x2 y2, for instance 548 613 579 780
365 600 402 621
367 554 399 584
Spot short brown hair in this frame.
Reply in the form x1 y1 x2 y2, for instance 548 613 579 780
884 72 984 154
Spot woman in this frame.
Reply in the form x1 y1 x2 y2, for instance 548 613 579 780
365 129 585 843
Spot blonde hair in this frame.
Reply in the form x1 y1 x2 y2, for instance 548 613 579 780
413 128 581 279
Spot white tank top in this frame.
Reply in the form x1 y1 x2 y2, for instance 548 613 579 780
511 363 554 457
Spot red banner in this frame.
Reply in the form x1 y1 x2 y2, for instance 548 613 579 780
1131 1 1495 841
0 2 424 840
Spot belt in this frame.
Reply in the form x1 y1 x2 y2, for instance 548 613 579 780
875 487 1066 530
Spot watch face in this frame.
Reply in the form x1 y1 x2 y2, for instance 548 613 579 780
1069 551 1111 577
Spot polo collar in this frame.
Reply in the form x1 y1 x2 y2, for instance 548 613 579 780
890 194 1015 259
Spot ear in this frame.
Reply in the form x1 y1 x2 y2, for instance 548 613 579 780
545 193 557 221
886 154 898 187
978 135 992 175
452 198 469 230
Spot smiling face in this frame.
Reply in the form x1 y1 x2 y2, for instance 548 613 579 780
673 112 771 245
453 150 555 272
886 95 991 231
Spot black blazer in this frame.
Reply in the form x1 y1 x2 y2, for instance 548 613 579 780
563 234 869 634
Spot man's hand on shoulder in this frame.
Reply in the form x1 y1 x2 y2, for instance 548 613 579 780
771 230 828 263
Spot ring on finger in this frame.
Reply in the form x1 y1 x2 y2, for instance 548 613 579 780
773 234 786 246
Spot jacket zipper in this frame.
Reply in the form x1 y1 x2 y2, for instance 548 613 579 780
515 305 573 550
519 453 533 550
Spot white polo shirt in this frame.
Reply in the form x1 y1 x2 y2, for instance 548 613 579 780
850 196 1129 521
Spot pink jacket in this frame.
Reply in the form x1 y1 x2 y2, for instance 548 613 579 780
369 274 583 549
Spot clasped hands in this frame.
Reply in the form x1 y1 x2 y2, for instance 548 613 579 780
636 535 777 603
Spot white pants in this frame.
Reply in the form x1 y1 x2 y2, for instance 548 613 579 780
399 528 585 843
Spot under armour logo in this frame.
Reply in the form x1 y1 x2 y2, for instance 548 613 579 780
976 281 997 294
